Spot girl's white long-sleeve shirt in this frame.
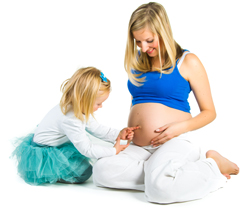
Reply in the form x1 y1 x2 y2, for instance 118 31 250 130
33 105 119 159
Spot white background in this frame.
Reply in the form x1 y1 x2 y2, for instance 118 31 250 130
1 0 249 207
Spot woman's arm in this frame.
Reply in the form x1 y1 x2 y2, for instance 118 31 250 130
182 53 216 131
130 96 133 109
151 53 216 146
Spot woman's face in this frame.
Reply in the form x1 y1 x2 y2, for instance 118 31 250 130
132 27 159 58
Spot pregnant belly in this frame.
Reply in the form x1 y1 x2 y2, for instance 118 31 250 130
128 103 192 146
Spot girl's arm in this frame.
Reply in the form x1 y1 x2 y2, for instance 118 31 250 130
62 116 118 159
151 53 216 146
86 114 139 143
85 115 120 144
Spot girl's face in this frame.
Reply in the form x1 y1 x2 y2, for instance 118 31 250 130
132 27 159 58
93 91 109 112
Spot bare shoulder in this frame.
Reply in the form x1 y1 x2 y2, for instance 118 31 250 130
180 53 206 81
183 53 204 69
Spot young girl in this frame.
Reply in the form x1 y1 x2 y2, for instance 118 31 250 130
12 67 138 185
93 2 239 204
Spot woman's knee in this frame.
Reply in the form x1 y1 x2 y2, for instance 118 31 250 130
93 154 145 189
144 160 184 204
92 157 117 187
145 175 178 204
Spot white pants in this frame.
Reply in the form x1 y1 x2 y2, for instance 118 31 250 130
93 134 227 204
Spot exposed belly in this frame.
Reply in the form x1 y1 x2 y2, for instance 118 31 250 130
128 103 192 146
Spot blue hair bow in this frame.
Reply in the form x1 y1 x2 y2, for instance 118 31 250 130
100 72 107 82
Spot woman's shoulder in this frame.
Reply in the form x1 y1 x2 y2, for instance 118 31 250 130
178 52 206 82
181 52 205 72
182 52 200 64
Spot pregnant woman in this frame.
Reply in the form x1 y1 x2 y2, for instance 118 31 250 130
93 2 239 204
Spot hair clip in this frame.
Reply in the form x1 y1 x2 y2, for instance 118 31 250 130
100 72 107 82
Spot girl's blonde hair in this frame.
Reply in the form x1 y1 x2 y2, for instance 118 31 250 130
124 2 184 86
60 67 110 122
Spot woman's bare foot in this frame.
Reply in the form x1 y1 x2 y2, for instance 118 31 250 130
206 150 239 179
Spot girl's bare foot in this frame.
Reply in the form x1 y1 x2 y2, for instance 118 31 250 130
206 150 239 179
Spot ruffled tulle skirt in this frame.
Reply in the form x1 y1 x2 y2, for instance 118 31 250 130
11 134 92 185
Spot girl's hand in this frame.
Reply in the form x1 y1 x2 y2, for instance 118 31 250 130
150 122 186 147
114 137 130 154
118 126 140 141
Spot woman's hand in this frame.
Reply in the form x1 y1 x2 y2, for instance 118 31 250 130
150 122 187 147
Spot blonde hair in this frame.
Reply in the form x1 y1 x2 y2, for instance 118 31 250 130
124 2 183 86
60 67 110 122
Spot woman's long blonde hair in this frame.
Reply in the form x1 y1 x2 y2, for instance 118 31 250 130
124 2 183 86
60 67 110 122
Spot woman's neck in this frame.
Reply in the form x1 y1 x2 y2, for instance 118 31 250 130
150 56 165 71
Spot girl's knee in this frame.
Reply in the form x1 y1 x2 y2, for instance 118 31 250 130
77 164 93 183
59 164 93 184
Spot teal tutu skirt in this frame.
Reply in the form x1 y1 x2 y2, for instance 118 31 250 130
12 134 92 185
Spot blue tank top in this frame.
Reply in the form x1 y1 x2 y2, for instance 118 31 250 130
127 51 192 113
